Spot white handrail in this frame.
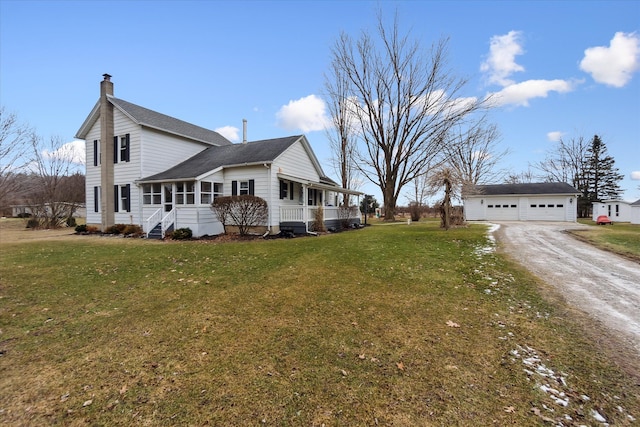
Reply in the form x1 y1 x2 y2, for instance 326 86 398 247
145 208 162 235
161 209 176 238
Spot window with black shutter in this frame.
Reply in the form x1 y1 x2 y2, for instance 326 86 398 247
94 186 99 212
93 140 99 166
233 179 255 196
122 184 131 212
120 134 130 162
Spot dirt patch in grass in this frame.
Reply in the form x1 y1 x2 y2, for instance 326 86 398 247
0 218 79 243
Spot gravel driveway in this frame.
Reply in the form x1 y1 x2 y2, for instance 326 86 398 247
492 221 640 356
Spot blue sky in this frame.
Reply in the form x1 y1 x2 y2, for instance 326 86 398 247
1 0 639 202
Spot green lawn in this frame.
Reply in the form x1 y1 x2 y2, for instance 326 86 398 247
0 222 638 426
571 219 640 261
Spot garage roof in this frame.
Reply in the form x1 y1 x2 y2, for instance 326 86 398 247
465 182 580 196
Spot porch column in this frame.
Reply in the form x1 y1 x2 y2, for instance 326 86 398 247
303 185 308 232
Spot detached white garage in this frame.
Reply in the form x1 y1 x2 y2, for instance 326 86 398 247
463 182 580 222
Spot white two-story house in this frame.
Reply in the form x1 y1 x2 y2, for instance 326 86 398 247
75 75 361 237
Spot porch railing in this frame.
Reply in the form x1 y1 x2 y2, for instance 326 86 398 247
145 207 176 238
280 206 360 223
161 209 176 238
145 208 162 234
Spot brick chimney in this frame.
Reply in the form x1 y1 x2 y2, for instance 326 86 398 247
100 74 115 231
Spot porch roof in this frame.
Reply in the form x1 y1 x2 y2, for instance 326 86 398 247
277 173 363 196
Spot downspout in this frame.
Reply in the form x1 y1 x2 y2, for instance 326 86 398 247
264 163 272 234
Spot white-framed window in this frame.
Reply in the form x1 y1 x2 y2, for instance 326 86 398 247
113 184 130 212
142 183 162 205
201 182 224 204
119 134 130 162
120 184 130 212
176 181 196 204
239 180 250 195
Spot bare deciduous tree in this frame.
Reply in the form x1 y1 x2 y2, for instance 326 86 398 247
0 107 34 213
505 168 537 184
444 117 507 190
25 136 85 228
535 135 589 186
329 13 486 220
324 61 360 206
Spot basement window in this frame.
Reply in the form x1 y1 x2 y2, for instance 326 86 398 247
557 204 563 208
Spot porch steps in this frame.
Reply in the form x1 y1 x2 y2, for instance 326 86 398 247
147 223 173 239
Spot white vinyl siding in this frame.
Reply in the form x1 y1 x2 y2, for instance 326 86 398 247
273 141 320 182
84 120 102 226
139 127 210 178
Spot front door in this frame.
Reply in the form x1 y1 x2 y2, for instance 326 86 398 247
164 184 173 212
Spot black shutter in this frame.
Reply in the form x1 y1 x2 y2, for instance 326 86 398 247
249 179 255 195
114 185 119 212
279 180 285 199
93 140 98 166
289 182 294 200
94 186 99 212
232 180 238 196
125 134 130 162
125 184 131 212
113 136 118 164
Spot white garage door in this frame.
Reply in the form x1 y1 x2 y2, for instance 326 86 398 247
527 199 566 221
485 198 519 220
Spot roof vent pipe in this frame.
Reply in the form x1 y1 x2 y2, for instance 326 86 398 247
242 119 247 144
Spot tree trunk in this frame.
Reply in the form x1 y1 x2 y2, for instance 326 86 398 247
383 185 396 221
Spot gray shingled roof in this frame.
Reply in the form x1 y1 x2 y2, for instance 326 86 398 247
109 97 231 146
466 182 580 196
139 135 303 182
631 199 640 206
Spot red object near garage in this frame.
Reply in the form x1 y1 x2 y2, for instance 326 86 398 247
596 215 613 225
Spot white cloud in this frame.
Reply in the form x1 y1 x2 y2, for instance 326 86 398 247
631 171 640 180
547 131 564 142
43 140 85 164
276 94 330 132
480 30 525 86
488 79 575 107
215 125 240 142
580 32 640 87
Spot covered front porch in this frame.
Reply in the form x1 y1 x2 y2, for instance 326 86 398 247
276 173 362 234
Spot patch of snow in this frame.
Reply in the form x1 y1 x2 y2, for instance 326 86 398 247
591 409 607 423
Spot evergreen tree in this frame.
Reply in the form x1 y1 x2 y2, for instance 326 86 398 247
583 135 624 214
